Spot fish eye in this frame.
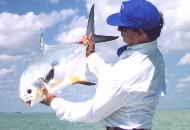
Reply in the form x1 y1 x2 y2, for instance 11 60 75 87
27 89 32 94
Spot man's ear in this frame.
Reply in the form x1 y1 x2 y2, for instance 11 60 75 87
138 29 146 37
137 29 150 42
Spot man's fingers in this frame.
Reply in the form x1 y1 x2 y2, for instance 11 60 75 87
42 87 47 95
79 35 94 45
42 87 49 101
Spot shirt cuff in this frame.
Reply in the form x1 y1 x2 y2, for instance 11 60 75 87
87 53 100 64
50 97 64 112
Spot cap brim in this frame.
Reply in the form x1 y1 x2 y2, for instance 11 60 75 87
106 13 126 26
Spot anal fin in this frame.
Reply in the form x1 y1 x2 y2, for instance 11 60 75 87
77 80 96 86
70 76 96 86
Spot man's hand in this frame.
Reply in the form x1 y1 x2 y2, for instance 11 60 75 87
41 87 55 106
79 35 95 57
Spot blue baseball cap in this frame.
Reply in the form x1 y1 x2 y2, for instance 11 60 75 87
106 0 160 30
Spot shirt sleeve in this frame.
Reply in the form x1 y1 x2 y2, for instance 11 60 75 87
86 53 112 78
50 53 128 122
50 77 127 122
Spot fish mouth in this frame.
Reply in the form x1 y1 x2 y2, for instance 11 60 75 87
20 95 32 106
25 100 32 106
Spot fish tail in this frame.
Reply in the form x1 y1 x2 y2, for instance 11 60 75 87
92 34 119 43
86 4 118 43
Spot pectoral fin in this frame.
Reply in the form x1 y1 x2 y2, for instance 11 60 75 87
44 68 54 83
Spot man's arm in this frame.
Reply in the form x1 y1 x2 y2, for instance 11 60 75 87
45 77 127 122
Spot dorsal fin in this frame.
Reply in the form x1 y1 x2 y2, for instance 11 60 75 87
40 33 48 51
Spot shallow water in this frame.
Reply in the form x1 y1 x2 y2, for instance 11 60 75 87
152 109 190 130
0 109 190 130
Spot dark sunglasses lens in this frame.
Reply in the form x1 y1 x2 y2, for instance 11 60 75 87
118 26 127 31
118 26 122 31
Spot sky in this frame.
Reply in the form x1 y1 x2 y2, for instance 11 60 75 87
0 0 190 113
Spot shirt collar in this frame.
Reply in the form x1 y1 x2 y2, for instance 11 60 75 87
119 40 158 60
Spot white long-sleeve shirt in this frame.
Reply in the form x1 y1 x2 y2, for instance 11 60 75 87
50 40 166 129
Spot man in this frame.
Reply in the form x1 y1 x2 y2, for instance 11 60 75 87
41 0 166 130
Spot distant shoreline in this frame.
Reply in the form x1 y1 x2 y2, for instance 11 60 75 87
0 108 190 114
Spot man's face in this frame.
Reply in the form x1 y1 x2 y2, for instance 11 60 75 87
118 26 139 45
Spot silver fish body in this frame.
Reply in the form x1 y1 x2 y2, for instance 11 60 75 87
19 4 118 106
19 42 90 106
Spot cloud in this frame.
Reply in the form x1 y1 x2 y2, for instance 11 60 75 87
0 9 77 54
176 75 190 90
0 66 15 77
56 16 87 43
0 8 77 82
0 54 22 63
156 0 190 52
177 53 190 66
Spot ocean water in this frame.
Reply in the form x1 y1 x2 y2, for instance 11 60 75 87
0 109 190 130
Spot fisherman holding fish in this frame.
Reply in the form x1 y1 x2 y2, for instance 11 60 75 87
41 0 166 130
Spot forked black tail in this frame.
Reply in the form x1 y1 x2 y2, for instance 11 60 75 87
86 4 119 43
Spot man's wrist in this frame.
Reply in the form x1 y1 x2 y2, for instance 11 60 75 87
86 49 95 57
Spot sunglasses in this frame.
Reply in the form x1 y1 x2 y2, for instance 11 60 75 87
117 26 130 32
118 26 139 32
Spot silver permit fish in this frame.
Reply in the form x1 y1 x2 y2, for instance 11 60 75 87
19 4 118 106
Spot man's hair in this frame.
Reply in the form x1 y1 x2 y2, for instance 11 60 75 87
143 12 165 41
